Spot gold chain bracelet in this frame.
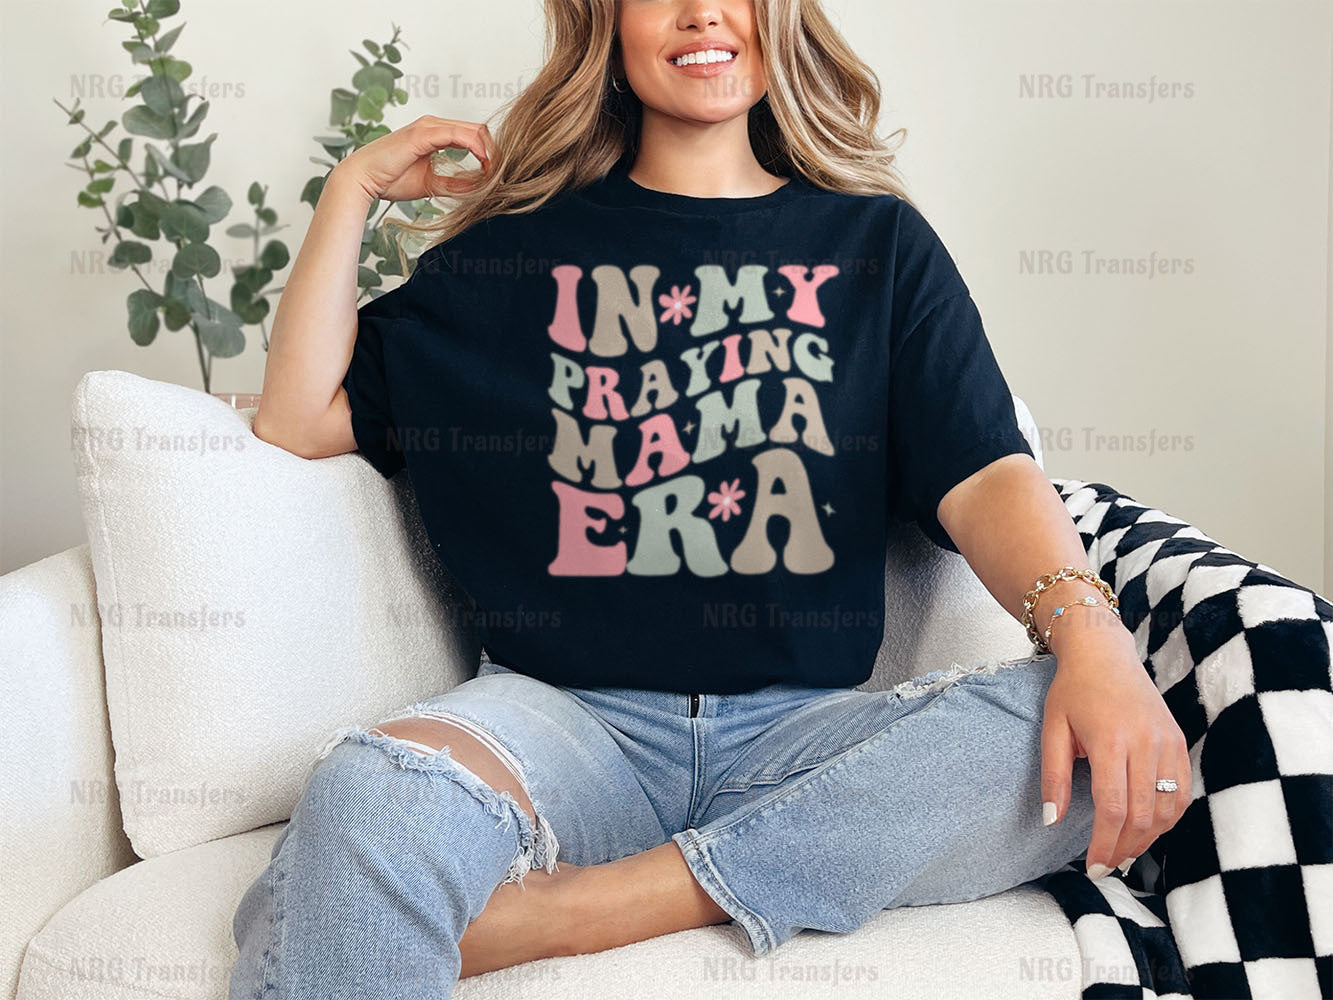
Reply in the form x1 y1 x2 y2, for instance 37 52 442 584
1021 566 1121 653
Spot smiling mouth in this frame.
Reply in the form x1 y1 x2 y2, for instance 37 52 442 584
669 49 737 68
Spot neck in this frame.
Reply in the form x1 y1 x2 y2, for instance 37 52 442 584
629 110 785 198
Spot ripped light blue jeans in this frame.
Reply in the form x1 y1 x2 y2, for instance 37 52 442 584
229 650 1096 999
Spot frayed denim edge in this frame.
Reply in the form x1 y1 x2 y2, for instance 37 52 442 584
305 725 561 887
890 651 1057 701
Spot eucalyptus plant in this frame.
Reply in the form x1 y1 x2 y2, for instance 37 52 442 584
300 28 454 298
56 1 445 392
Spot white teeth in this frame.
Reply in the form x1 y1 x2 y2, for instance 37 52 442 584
672 49 735 67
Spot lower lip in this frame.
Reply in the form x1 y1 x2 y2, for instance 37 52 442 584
667 55 738 78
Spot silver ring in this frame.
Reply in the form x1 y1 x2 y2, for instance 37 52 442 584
1155 778 1179 793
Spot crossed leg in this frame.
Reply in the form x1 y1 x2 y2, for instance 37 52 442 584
380 655 1093 971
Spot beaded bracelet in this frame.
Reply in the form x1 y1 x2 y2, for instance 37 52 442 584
1021 566 1121 653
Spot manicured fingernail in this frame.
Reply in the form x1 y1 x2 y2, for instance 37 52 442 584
1086 862 1114 879
1117 857 1135 875
1042 801 1059 826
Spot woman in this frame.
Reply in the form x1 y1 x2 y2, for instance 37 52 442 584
231 1 1190 996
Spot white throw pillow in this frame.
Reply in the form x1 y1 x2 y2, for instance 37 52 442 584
71 370 477 858
862 394 1045 694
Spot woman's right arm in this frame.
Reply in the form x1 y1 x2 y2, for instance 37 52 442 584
251 116 494 460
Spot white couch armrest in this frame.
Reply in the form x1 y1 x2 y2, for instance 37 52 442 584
0 544 136 999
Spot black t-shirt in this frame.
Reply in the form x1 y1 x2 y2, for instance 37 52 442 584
342 163 1032 694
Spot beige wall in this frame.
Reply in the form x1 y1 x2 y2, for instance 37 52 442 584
1327 25 1333 596
4 0 1332 593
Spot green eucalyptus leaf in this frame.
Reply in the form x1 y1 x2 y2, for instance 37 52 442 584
116 136 133 163
256 207 278 226
177 99 208 139
196 316 245 358
123 105 175 139
384 44 401 64
70 137 92 159
115 204 134 227
138 190 169 215
207 298 244 327
300 175 326 209
92 158 116 173
164 58 191 82
230 284 270 324
226 222 256 238
164 271 207 313
357 265 381 288
132 14 159 35
77 191 104 208
154 23 184 51
106 8 136 22
126 202 161 239
159 200 209 242
145 0 179 15
348 49 369 69
352 64 394 95
247 181 264 207
194 185 231 223
317 138 354 159
96 119 117 138
173 132 216 184
393 88 408 104
109 240 152 267
329 87 357 125
235 264 271 292
362 39 382 57
123 41 155 64
86 177 115 195
147 145 192 183
127 288 162 344
356 90 385 122
140 75 185 116
259 240 289 270
368 225 393 259
172 242 221 279
162 298 191 330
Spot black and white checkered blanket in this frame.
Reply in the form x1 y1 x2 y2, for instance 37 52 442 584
1029 478 1332 999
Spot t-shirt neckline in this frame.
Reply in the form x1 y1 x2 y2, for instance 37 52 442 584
592 163 806 215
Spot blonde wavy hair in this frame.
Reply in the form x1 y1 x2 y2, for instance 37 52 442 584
385 0 916 259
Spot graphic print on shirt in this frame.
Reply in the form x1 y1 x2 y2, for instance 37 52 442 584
545 263 842 578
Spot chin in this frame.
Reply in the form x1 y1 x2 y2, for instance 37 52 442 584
659 98 757 126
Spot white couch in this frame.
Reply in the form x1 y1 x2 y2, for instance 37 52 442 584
2 371 1085 1000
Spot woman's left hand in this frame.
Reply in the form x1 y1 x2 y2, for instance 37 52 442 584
1039 629 1193 877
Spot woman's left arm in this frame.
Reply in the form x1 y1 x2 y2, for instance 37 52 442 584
936 452 1193 878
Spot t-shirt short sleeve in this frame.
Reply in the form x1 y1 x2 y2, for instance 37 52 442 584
341 249 443 479
887 202 1033 554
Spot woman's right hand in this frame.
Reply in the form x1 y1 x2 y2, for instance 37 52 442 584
334 115 496 203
